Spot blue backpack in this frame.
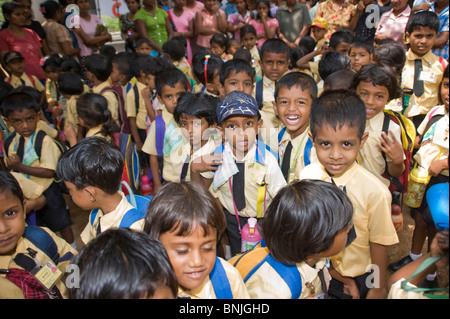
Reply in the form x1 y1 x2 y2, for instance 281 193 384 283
209 257 234 299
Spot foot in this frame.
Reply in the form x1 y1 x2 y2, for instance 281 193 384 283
388 255 414 273
419 277 438 289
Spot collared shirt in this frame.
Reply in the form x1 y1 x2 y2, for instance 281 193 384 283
249 45 262 80
80 191 144 245
125 81 149 130
260 75 281 129
276 2 312 43
11 171 44 200
93 81 119 123
402 49 448 117
300 162 399 277
375 6 411 50
42 19 73 56
85 124 111 142
415 105 449 176
358 111 404 187
142 107 175 156
6 73 45 92
177 257 250 299
134 7 168 47
0 227 77 299
314 0 356 39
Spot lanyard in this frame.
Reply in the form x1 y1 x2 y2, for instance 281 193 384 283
279 131 308 173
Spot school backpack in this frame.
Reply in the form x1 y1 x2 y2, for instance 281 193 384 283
277 127 313 167
209 257 233 299
100 85 129 135
418 107 445 145
6 226 75 299
381 109 416 193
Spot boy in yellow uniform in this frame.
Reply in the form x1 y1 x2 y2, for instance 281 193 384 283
56 137 145 247
401 11 448 128
143 181 250 299
1 89 74 248
273 72 317 182
3 51 45 93
300 90 399 299
0 170 77 299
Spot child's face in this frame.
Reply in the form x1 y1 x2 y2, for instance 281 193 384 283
220 115 263 158
64 181 95 211
0 190 26 255
274 85 313 138
310 123 367 177
6 59 25 77
204 0 218 11
136 43 152 55
235 0 246 12
44 66 61 83
210 43 226 57
316 224 352 258
228 41 242 55
159 225 217 291
311 26 327 41
256 2 270 18
159 82 187 114
110 62 124 84
407 27 437 57
144 72 156 90
260 52 289 82
241 33 257 51
178 114 212 148
442 77 449 110
355 81 390 120
6 108 39 138
349 47 371 72
221 70 254 97
334 42 351 56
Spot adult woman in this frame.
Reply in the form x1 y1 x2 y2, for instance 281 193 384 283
0 2 45 81
170 0 195 60
71 0 112 74
134 0 173 54
41 0 80 57
314 0 356 39
249 0 278 49
120 0 140 52
195 0 228 49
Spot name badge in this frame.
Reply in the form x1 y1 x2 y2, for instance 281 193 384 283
432 117 449 149
31 260 63 291
419 71 437 83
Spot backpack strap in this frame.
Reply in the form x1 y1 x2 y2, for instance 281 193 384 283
154 114 166 157
419 114 444 144
90 208 99 226
23 226 60 262
264 254 302 299
133 84 140 115
209 257 233 299
118 208 144 228
304 138 313 167
255 79 263 110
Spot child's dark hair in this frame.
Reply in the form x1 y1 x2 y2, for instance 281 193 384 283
290 46 311 69
406 11 440 34
349 41 373 55
155 68 188 97
274 71 318 101
42 54 63 71
318 51 351 81
0 169 24 206
172 35 187 49
310 89 366 140
76 93 118 142
162 39 186 62
100 44 117 62
173 92 219 126
255 0 272 18
131 53 154 77
233 48 252 63
85 54 112 82
329 29 354 49
70 228 178 299
135 37 152 49
111 52 134 83
351 63 402 101
56 136 123 194
144 181 226 239
40 0 62 19
219 58 256 85
372 42 406 78
323 69 355 91
299 36 316 54
260 38 290 61
262 179 353 265
193 52 224 86
438 64 449 105
240 24 257 40
1 2 23 30
58 72 84 96
61 55 83 76
0 88 40 117
210 33 229 52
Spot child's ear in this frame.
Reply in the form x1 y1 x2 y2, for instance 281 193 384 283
405 32 410 44
84 186 97 202
272 100 279 117
308 130 315 145
217 82 225 99
217 124 225 140
257 118 263 130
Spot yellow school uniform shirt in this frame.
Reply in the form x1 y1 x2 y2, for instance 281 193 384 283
235 248 330 299
142 107 174 156
196 139 287 218
300 162 399 277
0 227 77 299
177 257 250 299
80 191 145 245
415 105 449 176
6 73 45 92
162 135 191 183
85 124 110 142
5 130 61 192
259 75 280 129
5 120 58 140
249 45 262 80
11 172 44 200
65 95 79 134
93 81 119 124
402 49 448 117
358 111 404 187
125 81 148 130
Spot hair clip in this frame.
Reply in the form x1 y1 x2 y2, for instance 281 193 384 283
204 55 210 85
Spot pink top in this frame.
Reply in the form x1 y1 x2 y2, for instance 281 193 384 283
0 28 45 80
184 1 204 15
227 10 251 40
73 14 104 57
170 9 195 61
375 6 411 50
195 8 225 48
249 18 279 49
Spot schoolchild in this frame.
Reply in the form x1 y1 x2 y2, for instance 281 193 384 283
349 41 373 72
240 24 262 80
219 58 255 98
192 51 223 97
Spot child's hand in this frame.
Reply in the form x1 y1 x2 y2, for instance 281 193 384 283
135 140 143 152
343 279 360 299
191 153 222 174
51 108 64 119
431 231 449 270
379 131 404 165
6 154 22 171
428 159 448 177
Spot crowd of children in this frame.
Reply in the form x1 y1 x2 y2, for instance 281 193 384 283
0 0 448 300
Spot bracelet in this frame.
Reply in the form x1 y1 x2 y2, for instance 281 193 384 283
215 12 220 17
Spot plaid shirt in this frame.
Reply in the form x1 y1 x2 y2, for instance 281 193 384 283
6 268 62 299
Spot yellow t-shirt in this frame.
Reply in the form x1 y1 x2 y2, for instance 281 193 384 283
125 81 149 130
93 81 119 124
